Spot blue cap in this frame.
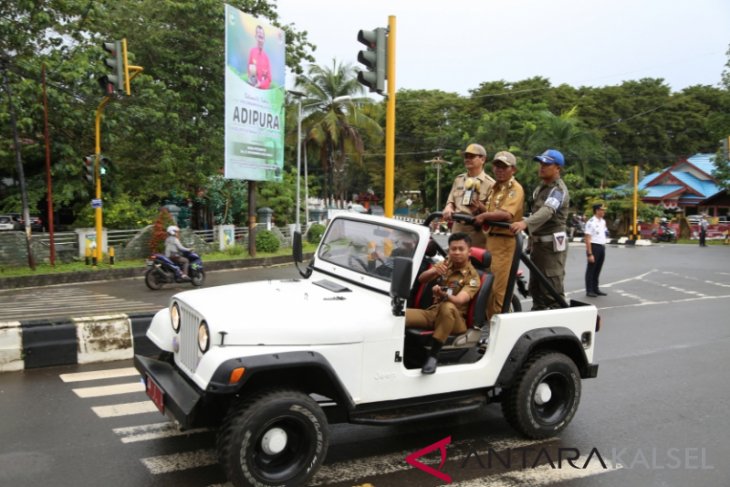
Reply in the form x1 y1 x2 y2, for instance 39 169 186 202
533 149 565 166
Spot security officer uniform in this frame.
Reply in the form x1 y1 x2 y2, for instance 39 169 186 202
484 177 524 317
405 261 481 343
444 172 495 248
525 178 570 310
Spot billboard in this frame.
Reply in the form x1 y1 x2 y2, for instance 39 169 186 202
224 4 286 182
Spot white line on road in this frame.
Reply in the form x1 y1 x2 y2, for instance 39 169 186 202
92 401 160 418
113 422 210 443
450 455 620 487
60 367 139 382
141 449 218 474
73 381 145 398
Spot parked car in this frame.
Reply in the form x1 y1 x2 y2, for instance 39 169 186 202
9 213 43 232
0 215 15 231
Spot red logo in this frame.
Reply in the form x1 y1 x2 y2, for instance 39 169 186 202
405 436 452 483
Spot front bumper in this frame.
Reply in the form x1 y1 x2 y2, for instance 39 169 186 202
134 354 202 429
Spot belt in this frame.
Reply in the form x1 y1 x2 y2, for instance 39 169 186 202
533 234 554 242
488 232 514 238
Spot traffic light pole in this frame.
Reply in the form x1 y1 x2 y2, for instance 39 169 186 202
94 96 111 262
384 15 396 218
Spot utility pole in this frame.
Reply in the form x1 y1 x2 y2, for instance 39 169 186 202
424 148 452 211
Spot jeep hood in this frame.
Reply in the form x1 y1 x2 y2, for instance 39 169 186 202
173 278 388 345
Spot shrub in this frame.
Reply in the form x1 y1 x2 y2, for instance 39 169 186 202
224 244 246 257
307 223 325 244
149 208 176 254
255 230 280 253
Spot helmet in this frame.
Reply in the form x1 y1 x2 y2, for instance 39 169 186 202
166 225 178 236
660 218 667 223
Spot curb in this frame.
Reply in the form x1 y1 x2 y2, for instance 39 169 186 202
0 253 309 290
0 312 159 373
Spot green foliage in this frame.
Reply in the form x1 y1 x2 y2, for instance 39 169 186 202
73 193 157 229
224 244 246 257
255 229 280 253
307 223 326 244
149 208 176 254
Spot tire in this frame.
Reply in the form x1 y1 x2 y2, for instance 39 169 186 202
217 389 329 487
509 294 522 312
501 352 581 439
144 269 163 290
191 269 206 287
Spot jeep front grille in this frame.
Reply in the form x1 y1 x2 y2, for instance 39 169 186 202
177 303 202 373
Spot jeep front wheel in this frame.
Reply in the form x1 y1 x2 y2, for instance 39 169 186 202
501 352 581 439
217 389 329 487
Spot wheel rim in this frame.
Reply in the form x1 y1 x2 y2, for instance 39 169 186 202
530 371 573 425
244 415 316 482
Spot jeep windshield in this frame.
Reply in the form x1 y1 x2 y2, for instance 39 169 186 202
317 217 418 280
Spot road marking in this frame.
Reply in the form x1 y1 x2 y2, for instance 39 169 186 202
92 401 160 418
141 449 218 474
113 422 209 443
450 455 620 486
60 367 139 383
73 382 145 398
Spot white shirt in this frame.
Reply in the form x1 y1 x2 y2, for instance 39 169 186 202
585 215 607 245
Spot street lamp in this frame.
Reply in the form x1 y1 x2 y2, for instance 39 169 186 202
289 92 352 233
424 150 452 210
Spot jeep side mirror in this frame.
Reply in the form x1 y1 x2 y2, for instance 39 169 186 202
390 257 413 316
293 231 304 263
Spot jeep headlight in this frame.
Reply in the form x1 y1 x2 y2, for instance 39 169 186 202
198 321 210 353
170 302 181 333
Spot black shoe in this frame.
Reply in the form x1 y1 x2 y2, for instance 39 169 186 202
596 290 607 296
421 355 438 374
586 292 598 297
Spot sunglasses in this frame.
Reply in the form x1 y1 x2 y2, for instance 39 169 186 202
464 154 482 159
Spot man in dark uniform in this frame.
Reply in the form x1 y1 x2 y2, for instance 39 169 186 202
405 232 481 374
442 143 495 248
510 149 570 310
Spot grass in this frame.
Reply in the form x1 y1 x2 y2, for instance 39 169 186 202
0 242 318 279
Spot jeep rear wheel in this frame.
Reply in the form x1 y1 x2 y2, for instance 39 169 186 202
217 389 329 487
501 352 581 439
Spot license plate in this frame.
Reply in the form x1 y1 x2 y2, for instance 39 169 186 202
145 375 165 414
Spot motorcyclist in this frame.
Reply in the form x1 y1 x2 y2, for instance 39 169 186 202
164 225 191 280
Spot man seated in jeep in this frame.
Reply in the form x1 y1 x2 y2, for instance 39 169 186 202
405 232 481 374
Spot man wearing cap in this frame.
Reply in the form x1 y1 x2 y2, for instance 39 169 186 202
584 203 608 297
510 149 570 310
442 143 495 248
474 151 524 318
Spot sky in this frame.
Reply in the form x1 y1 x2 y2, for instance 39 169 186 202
275 0 729 95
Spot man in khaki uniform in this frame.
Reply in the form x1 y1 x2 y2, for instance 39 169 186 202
510 149 570 310
406 233 481 374
474 151 525 318
442 143 495 248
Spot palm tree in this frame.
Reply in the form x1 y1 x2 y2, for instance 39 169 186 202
294 60 382 203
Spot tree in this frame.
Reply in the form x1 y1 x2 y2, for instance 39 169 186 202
294 60 382 202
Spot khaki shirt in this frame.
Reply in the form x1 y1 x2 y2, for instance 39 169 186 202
433 261 481 317
525 178 570 236
485 177 525 236
445 171 495 216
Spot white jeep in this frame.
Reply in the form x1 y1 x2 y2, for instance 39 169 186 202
135 212 600 487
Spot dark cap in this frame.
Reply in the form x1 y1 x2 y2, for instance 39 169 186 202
592 203 604 212
533 149 565 166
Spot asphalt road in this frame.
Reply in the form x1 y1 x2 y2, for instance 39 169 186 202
1 242 729 486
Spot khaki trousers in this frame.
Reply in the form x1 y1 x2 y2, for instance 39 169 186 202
406 301 467 343
486 235 516 317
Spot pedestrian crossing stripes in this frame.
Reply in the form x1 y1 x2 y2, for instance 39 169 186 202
0 286 160 321
64 364 620 486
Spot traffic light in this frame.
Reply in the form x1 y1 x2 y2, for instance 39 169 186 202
100 156 111 177
103 40 124 91
83 155 95 184
356 27 387 94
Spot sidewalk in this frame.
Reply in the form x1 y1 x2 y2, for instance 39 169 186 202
0 254 304 290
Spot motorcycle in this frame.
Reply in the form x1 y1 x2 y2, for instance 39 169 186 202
145 249 205 290
652 224 677 243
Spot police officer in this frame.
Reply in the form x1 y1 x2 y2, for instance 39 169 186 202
405 232 481 374
510 149 570 310
442 143 495 248
474 151 524 318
